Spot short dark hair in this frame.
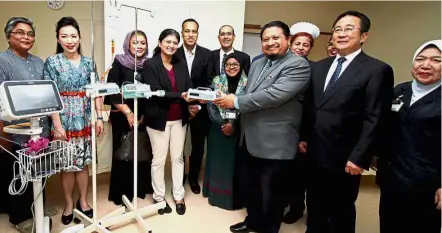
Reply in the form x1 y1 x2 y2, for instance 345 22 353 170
218 25 235 36
332 10 371 33
260 21 290 40
4 17 35 39
153 28 180 62
182 18 199 30
55 16 82 54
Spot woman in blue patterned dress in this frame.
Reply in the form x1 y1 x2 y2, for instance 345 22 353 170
43 17 104 225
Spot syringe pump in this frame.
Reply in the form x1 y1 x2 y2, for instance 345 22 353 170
83 82 121 97
187 87 217 101
122 84 165 99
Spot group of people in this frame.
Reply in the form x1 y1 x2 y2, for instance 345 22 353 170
0 9 439 233
0 16 103 232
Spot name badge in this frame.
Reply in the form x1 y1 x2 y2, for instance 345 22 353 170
391 102 403 112
391 95 404 112
224 110 237 120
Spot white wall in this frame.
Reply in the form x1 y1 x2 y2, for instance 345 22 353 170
104 0 246 71
242 33 261 62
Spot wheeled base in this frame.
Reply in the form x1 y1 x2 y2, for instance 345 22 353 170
42 216 51 233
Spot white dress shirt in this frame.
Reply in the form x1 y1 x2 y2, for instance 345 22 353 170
184 45 196 76
323 49 362 91
220 48 234 73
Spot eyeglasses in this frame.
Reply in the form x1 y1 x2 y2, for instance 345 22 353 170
183 29 198 34
10 30 35 38
332 26 360 34
219 32 233 37
225 62 239 68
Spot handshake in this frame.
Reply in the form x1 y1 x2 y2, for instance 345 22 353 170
182 88 236 109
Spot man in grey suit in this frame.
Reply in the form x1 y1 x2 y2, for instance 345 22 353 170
214 21 310 233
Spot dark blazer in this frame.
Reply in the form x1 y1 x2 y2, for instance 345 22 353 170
252 53 265 63
140 55 192 131
378 82 441 191
303 51 394 171
211 49 251 77
105 59 142 111
176 45 213 88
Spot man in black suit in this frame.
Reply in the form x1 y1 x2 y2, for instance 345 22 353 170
300 10 394 233
176 18 213 194
212 25 251 76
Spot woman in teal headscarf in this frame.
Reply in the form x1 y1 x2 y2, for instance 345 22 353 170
203 53 247 210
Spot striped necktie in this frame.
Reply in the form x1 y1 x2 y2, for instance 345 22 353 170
323 57 347 96
220 53 227 75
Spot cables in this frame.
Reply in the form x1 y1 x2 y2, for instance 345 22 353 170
0 143 28 196
0 135 25 148
29 178 48 233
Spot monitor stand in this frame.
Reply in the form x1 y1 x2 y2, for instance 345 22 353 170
3 117 50 233
3 120 43 135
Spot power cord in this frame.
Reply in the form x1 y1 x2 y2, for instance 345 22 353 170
2 142 49 233
0 135 25 149
0 143 28 195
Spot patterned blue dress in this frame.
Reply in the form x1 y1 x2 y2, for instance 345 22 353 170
43 53 97 171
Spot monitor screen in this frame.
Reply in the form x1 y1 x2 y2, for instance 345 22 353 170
4 81 63 117
9 84 59 111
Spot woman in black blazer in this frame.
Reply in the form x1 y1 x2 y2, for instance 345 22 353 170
106 30 153 206
141 29 192 216
378 40 441 233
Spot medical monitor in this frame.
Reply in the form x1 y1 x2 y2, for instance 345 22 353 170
0 80 63 121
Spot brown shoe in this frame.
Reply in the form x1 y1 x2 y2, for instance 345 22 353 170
16 219 34 233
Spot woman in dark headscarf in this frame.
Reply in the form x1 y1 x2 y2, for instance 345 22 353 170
202 53 247 210
105 30 153 206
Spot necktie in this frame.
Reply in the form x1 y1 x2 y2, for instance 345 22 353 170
323 57 347 96
220 53 227 75
255 60 272 85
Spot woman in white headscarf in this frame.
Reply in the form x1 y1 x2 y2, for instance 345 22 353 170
283 21 321 224
289 22 320 62
377 40 441 233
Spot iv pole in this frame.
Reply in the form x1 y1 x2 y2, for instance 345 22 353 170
69 2 112 233
98 1 165 233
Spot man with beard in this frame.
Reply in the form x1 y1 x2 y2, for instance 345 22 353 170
176 18 213 194
212 25 251 76
0 16 56 233
214 21 310 233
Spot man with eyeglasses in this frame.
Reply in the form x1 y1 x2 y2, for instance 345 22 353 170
176 18 213 194
211 25 251 77
0 16 55 233
300 10 394 233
